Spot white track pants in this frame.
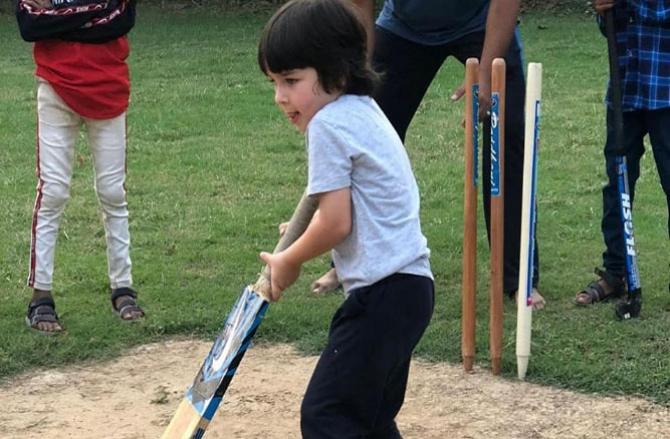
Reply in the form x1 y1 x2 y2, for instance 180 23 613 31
28 80 133 291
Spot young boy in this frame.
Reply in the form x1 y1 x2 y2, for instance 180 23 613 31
16 0 144 334
575 0 670 313
257 0 434 436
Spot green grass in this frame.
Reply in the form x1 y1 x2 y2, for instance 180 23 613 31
1 6 669 405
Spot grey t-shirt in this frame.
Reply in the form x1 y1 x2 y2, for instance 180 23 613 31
305 94 432 292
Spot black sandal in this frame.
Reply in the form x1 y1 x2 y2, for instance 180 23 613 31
25 297 62 334
575 268 625 306
111 287 145 321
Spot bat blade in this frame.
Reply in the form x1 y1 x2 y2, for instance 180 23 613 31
161 287 268 439
161 192 318 438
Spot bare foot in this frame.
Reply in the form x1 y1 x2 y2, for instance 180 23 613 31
311 268 341 295
515 288 546 311
33 317 62 333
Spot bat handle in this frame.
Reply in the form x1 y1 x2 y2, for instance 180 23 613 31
604 9 624 154
253 191 319 299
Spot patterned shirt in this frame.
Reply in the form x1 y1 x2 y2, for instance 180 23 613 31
603 1 670 110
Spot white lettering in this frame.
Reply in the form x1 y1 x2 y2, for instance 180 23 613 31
621 193 636 256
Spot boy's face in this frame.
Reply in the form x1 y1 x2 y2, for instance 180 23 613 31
268 67 340 133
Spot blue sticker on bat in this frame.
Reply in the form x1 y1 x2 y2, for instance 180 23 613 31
617 158 641 291
490 92 501 196
473 84 479 187
525 99 541 305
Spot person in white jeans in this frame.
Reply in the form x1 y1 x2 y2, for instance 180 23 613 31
26 80 144 333
18 0 143 333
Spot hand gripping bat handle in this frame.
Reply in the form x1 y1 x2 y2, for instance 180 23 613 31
604 9 624 155
253 191 319 298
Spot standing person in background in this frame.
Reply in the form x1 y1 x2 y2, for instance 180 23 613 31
311 0 546 309
16 0 144 334
575 0 670 308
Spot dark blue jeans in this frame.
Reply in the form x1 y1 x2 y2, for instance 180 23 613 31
301 274 434 439
601 108 670 276
372 26 538 295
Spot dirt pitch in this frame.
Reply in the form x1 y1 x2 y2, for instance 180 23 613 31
0 339 668 438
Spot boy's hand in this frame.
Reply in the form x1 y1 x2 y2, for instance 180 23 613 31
22 0 53 9
278 221 289 237
592 0 615 14
259 250 301 302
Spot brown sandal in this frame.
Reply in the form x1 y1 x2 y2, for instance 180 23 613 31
575 268 625 306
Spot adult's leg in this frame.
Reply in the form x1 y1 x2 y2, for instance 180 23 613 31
301 275 434 439
452 29 540 296
29 81 79 292
372 27 448 141
601 109 646 276
86 114 133 290
645 108 670 245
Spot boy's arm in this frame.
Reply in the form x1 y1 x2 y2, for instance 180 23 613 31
15 0 135 43
259 187 352 301
16 0 99 41
23 0 51 8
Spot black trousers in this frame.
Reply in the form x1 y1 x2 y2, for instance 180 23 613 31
601 108 670 276
301 274 434 439
372 26 539 295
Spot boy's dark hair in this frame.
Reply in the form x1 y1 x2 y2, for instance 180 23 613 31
258 0 379 95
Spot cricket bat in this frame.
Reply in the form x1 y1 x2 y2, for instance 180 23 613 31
604 10 642 320
516 62 542 380
161 192 318 438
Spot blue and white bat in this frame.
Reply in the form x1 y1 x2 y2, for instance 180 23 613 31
161 192 318 438
604 10 642 320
